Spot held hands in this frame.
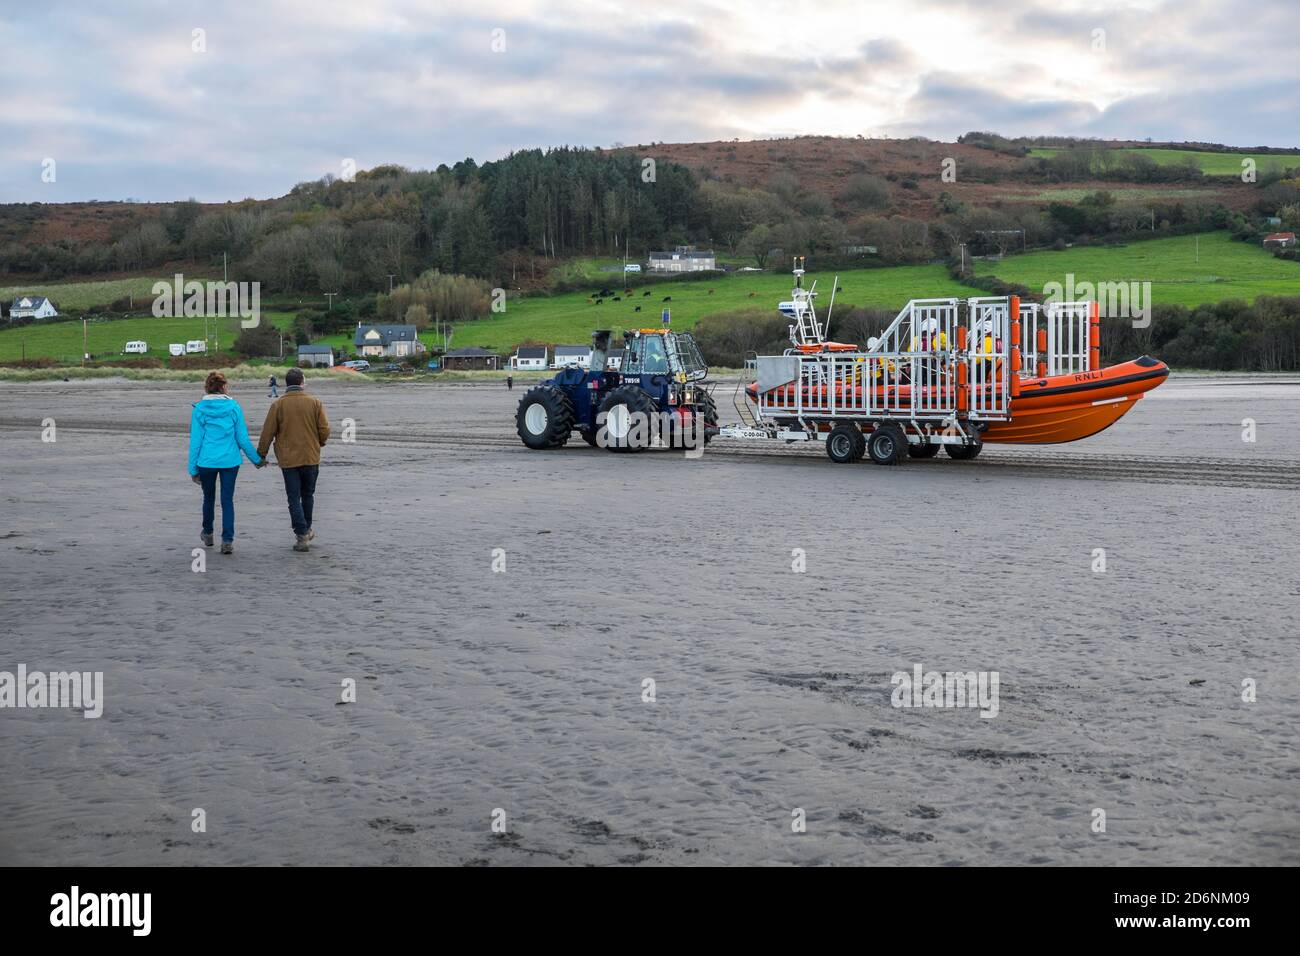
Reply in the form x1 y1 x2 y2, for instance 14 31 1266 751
255 459 268 469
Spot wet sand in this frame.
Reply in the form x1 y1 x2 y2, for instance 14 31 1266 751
0 375 1297 865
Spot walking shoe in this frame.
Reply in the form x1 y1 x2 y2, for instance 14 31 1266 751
306 529 316 542
201 533 214 547
220 542 233 555
293 535 311 552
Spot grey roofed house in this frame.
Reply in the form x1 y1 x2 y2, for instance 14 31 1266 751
554 344 591 357
353 323 418 347
444 346 498 357
298 344 334 354
515 346 547 359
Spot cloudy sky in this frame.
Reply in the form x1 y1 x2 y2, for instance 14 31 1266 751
1 0 1296 203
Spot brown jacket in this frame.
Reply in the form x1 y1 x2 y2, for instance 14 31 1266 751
257 387 331 467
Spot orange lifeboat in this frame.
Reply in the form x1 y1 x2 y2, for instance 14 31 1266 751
744 356 1168 444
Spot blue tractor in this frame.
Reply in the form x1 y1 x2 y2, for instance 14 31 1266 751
515 327 719 451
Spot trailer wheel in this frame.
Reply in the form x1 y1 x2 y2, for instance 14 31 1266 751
826 424 865 463
945 440 983 460
867 424 907 465
908 440 941 459
598 386 658 452
515 385 575 449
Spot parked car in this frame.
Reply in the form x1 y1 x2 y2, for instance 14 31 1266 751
383 363 401 373
340 359 370 371
168 343 186 356
624 263 642 273
123 340 148 354
426 360 440 370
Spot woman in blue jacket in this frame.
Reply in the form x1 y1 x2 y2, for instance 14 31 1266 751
188 371 265 553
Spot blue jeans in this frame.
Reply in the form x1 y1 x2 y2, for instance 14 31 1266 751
198 466 239 543
281 465 319 537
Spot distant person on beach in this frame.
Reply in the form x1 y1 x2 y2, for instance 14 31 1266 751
506 374 513 390
188 371 265 555
257 367 331 553
268 373 278 398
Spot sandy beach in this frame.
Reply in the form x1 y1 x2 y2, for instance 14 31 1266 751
0 374 1297 866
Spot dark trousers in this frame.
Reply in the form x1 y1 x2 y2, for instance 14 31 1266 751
198 466 239 543
281 465 319 537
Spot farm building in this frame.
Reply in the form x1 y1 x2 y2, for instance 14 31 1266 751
8 295 58 320
354 323 421 358
1263 232 1296 250
510 346 547 370
648 246 717 273
297 344 335 367
442 346 501 370
552 345 592 369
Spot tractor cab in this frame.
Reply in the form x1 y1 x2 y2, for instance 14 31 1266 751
619 328 709 410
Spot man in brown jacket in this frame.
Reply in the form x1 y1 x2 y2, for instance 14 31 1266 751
257 367 331 552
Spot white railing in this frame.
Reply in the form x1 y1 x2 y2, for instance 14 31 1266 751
1044 301 1092 376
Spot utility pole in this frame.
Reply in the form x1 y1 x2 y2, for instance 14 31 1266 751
325 292 338 310
82 318 88 366
223 252 228 282
1195 235 1200 264
387 274 396 294
959 243 968 275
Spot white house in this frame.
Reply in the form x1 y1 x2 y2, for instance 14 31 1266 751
552 344 592 369
510 346 548 371
8 295 58 320
354 323 421 358
647 246 717 273
605 348 625 371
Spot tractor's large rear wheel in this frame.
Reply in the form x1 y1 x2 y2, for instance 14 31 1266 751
598 386 658 452
516 385 575 449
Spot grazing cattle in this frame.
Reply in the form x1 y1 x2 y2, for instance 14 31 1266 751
624 289 632 295
595 298 603 305
707 289 715 295
612 296 621 302
642 290 651 297
662 296 672 302
634 305 642 312
836 285 844 292
747 292 757 298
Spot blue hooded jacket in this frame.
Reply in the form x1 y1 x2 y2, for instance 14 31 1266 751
188 395 263 474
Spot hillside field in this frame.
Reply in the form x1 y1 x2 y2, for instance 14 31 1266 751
1028 146 1300 177
4 233 1298 362
0 310 297 363
972 232 1300 308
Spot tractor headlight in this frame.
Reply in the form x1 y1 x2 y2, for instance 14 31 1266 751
683 385 695 405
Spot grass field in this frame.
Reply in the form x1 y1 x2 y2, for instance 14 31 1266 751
0 276 174 312
1028 146 1300 176
974 232 1300 307
440 264 982 352
0 310 297 363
